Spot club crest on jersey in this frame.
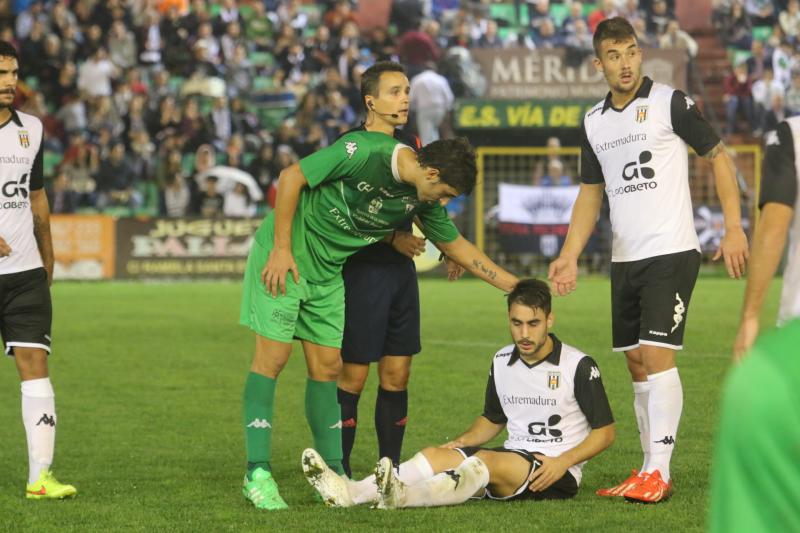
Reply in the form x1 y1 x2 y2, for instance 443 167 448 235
368 197 383 214
635 106 648 123
345 141 358 159
547 371 560 390
18 130 29 148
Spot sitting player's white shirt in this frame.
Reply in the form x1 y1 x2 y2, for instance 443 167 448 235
483 335 614 485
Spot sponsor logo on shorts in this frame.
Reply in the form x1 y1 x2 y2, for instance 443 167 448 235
648 330 668 337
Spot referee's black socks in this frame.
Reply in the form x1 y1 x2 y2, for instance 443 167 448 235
376 387 408 468
337 388 360 478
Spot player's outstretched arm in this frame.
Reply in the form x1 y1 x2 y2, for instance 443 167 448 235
707 142 749 278
734 202 793 361
440 416 505 449
29 189 54 286
262 163 308 296
436 235 518 292
548 183 604 296
529 423 615 493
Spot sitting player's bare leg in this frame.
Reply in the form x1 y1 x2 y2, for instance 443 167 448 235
474 450 535 498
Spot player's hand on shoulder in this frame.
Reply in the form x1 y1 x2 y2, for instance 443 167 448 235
714 226 749 279
733 315 759 363
547 256 578 296
391 231 426 258
444 257 465 281
261 246 300 297
528 454 570 493
0 236 11 257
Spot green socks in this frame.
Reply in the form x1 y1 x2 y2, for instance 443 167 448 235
243 372 276 476
305 378 345 475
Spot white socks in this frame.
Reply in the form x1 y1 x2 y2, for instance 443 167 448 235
632 380 651 473
21 378 56 485
645 368 682 481
398 456 490 508
348 451 435 505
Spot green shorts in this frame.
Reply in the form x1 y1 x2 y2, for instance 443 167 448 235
239 240 345 348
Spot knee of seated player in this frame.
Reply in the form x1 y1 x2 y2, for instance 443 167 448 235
12 347 49 381
338 362 369 394
251 335 293 378
419 447 465 474
475 450 531 497
377 356 411 391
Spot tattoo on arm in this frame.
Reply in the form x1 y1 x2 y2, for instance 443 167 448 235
704 142 725 160
32 213 53 261
472 259 497 280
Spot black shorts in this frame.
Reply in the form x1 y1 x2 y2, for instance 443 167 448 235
341 260 420 363
0 268 52 356
458 446 578 501
610 249 701 352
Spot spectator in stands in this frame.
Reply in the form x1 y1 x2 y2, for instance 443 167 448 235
747 39 770 79
533 19 564 48
629 17 658 48
562 1 587 36
398 19 442 79
223 182 256 218
752 67 785 132
248 142 278 191
448 19 473 49
108 19 137 70
588 0 617 33
565 18 595 51
137 9 164 65
717 1 753 49
620 0 646 25
528 0 554 39
220 21 244 64
194 175 224 217
772 39 795 88
77 46 118 98
410 62 454 145
193 143 216 177
723 60 756 135
222 134 246 169
19 19 45 78
659 20 699 58
540 159 573 187
195 21 221 66
745 0 776 26
180 98 212 152
156 148 184 188
47 171 77 215
476 20 504 48
785 71 800 113
209 95 232 147
95 141 142 211
214 0 243 36
130 128 157 183
15 0 46 40
763 92 790 132
246 1 273 51
324 0 357 38
162 173 192 217
88 95 124 139
148 69 173 113
780 0 800 43
646 0 673 36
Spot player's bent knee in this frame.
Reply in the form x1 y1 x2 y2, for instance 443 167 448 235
420 447 463 473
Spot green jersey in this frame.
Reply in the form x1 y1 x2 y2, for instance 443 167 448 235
708 320 800 532
254 131 459 283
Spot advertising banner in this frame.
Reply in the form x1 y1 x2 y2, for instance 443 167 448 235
456 100 596 129
51 214 116 280
115 218 260 279
470 48 687 100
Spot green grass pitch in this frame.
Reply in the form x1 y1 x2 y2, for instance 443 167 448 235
0 277 780 532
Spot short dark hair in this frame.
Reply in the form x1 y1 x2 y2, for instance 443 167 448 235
360 61 406 110
593 16 637 57
0 40 18 61
416 137 477 196
507 279 552 315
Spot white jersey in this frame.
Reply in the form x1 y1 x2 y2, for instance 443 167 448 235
0 109 45 276
761 119 800 324
482 336 613 484
580 77 720 262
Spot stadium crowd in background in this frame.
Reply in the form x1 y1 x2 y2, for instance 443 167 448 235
0 0 703 218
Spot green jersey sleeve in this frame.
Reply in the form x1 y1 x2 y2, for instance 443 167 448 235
416 202 459 243
299 132 392 188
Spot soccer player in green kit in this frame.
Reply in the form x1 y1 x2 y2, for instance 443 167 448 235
239 128 519 510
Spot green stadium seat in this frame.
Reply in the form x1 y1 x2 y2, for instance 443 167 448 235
168 76 185 93
489 3 517 26
549 3 569 27
752 26 772 42
249 51 275 69
182 153 196 176
43 151 61 178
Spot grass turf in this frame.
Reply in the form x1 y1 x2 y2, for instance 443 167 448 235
0 277 780 532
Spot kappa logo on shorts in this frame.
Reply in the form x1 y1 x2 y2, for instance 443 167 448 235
671 292 685 333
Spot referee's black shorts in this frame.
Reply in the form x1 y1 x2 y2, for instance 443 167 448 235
0 267 52 356
341 260 420 364
610 249 701 352
458 446 578 501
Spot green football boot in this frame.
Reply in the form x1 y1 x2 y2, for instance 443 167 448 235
242 468 289 510
26 470 77 500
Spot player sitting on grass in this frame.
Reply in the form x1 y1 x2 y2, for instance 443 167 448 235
240 131 519 510
301 279 615 508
